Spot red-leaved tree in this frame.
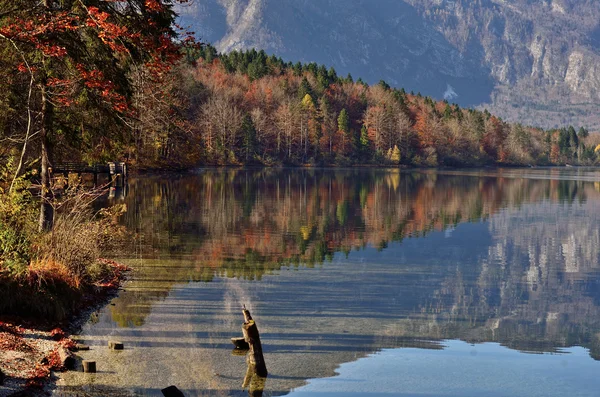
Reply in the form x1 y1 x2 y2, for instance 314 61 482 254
0 0 194 230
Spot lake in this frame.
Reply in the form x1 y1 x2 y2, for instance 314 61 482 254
55 168 600 396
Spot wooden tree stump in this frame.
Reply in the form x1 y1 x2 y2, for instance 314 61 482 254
108 341 124 350
242 307 267 377
82 360 96 373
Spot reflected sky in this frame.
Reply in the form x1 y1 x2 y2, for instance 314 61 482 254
56 168 600 396
286 342 599 397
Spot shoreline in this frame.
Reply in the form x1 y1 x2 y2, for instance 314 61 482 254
130 162 596 176
0 260 129 397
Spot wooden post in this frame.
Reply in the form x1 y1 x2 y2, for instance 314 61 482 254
82 360 96 373
108 341 124 350
242 307 267 377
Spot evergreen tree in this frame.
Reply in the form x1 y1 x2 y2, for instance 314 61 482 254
578 126 589 139
360 125 370 159
241 114 257 162
568 126 579 149
338 109 350 134
298 77 313 100
443 103 453 120
378 80 391 90
328 67 338 82
292 62 303 76
558 128 570 154
338 108 351 154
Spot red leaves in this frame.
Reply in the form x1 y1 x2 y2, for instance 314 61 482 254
39 44 67 57
85 6 132 53
75 64 131 114
145 0 164 12
0 331 34 352
95 258 130 289
49 328 65 341
3 0 195 125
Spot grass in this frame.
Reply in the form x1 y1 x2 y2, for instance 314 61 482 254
0 170 127 321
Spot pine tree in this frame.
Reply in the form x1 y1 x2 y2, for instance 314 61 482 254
360 125 370 160
338 108 351 154
578 126 589 139
298 77 313 100
241 114 257 162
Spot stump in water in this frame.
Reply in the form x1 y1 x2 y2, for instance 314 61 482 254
241 307 267 377
82 360 96 373
108 341 124 350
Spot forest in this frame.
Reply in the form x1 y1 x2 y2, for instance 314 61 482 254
125 44 600 169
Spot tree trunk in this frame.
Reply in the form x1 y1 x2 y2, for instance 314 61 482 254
39 84 54 232
242 308 267 377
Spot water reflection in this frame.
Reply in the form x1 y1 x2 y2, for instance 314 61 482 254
57 168 600 396
106 169 600 350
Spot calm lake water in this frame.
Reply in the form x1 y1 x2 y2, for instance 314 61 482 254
56 168 600 396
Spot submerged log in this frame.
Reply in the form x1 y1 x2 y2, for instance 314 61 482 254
241 307 267 377
161 385 185 397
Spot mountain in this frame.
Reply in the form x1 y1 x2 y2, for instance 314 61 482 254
177 0 600 129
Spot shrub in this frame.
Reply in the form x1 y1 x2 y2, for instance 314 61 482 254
0 172 126 320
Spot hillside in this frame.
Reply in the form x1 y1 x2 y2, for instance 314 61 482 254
177 0 600 129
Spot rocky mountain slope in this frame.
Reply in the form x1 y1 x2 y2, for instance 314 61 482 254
178 0 600 129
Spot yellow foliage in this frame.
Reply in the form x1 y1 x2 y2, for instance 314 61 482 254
300 225 311 240
28 259 81 289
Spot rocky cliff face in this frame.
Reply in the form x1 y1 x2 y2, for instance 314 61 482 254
178 0 600 129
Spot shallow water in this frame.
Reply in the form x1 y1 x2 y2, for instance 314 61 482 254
56 168 600 396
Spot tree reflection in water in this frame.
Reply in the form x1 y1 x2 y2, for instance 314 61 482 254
100 168 600 359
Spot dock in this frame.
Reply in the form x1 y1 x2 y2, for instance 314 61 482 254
52 161 128 187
